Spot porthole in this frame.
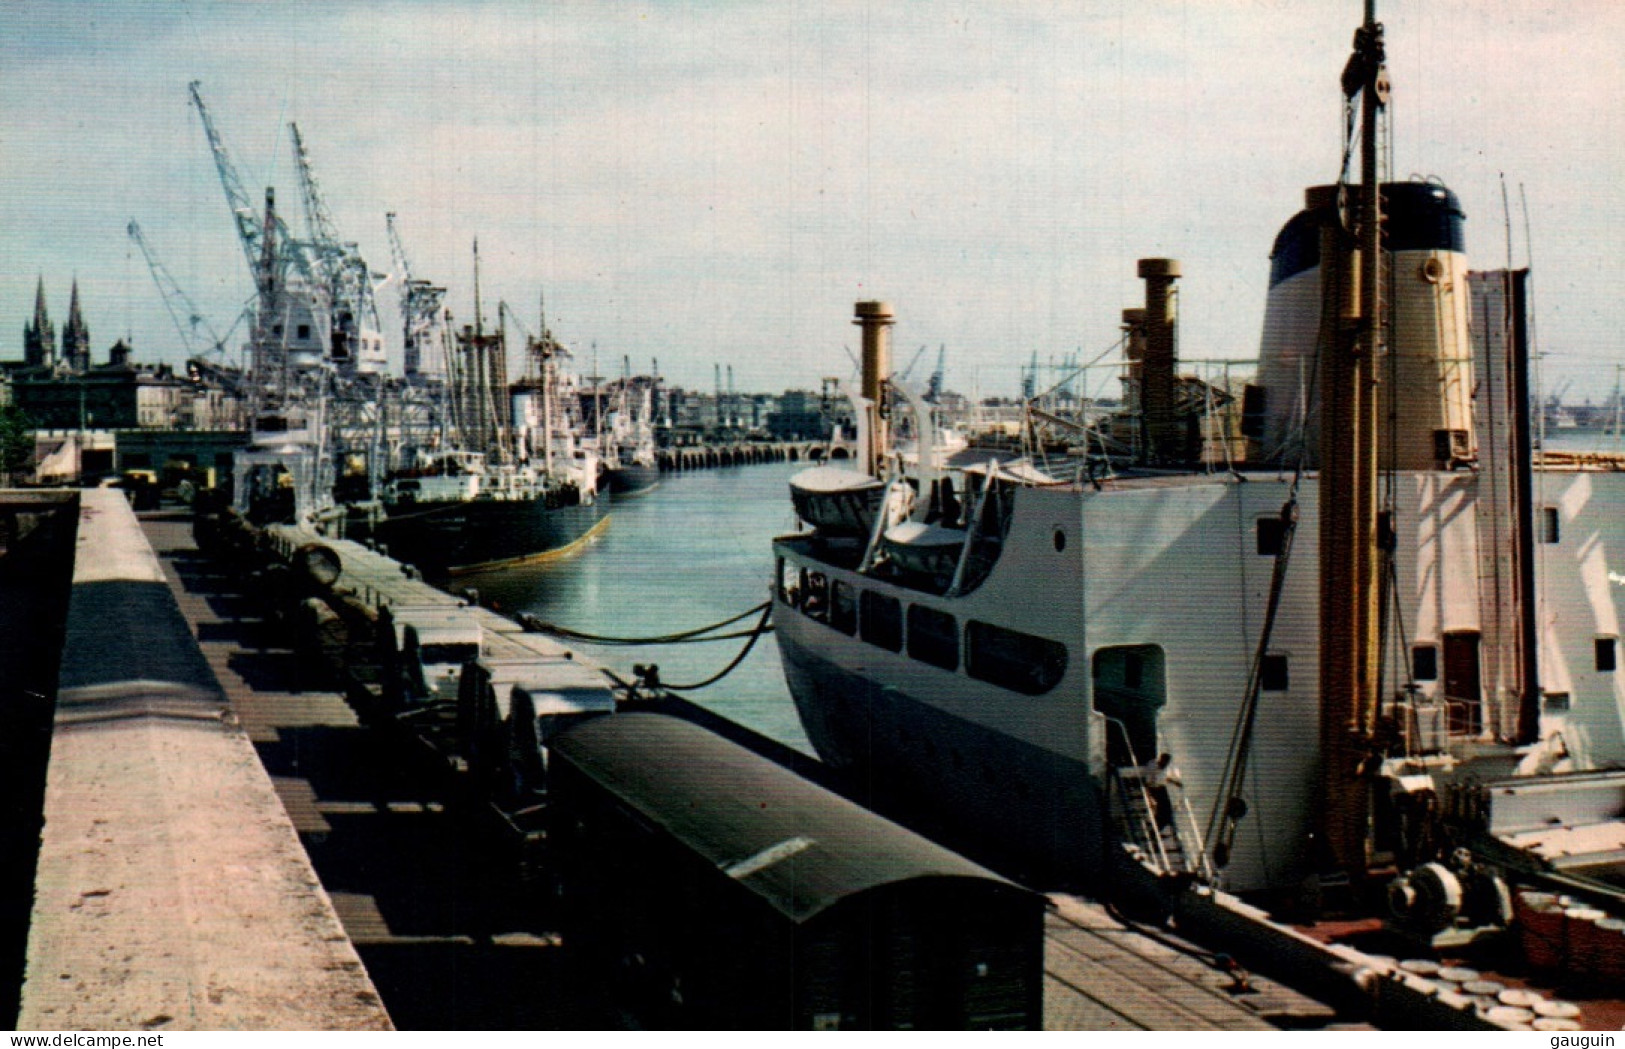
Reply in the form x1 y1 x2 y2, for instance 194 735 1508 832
1421 257 1445 283
1053 528 1067 553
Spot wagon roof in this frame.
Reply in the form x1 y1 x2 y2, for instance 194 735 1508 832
550 712 1033 922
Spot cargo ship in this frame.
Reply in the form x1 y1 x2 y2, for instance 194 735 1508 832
770 0 1625 955
597 372 661 497
376 282 606 577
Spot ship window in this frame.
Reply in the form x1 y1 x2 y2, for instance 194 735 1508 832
1412 644 1438 682
297 323 311 340
1261 654 1290 691
907 604 958 671
1541 506 1560 544
1256 516 1286 555
1543 692 1570 712
966 621 1067 695
830 579 857 635
803 571 830 623
1597 637 1618 673
859 590 903 652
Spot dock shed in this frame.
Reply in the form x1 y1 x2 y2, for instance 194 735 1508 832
548 712 1044 1030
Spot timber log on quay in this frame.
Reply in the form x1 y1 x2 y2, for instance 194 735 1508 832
3 490 1525 1029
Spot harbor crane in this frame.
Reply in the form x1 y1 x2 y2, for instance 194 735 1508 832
290 122 386 374
385 212 449 380
126 218 246 361
926 344 946 402
898 343 930 382
188 80 310 291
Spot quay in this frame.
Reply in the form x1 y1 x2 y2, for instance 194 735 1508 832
655 440 819 473
1 487 1490 1030
8 490 390 1031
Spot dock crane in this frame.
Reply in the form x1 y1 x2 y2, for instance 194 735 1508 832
291 122 387 375
385 212 449 381
125 218 246 362
898 343 930 382
926 344 946 402
187 80 310 290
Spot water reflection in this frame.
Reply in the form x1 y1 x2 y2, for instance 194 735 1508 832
462 460 811 751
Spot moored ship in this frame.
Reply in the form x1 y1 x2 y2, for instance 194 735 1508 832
598 375 661 496
376 281 606 577
375 450 605 577
771 0 1625 952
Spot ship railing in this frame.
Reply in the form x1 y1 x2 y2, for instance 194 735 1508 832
1437 695 1494 761
1099 717 1212 882
1384 685 1497 760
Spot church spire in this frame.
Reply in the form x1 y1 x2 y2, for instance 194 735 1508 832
63 277 90 372
23 276 55 368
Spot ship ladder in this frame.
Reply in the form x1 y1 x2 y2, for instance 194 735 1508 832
1105 723 1212 883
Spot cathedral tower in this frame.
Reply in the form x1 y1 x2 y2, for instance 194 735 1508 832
62 279 90 373
23 277 55 368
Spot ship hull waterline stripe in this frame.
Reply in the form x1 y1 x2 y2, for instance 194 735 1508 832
443 512 612 576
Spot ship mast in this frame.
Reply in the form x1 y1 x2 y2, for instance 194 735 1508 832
1320 0 1388 882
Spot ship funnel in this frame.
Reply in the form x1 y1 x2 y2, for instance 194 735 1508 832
1137 259 1182 462
1253 181 1475 468
855 301 895 477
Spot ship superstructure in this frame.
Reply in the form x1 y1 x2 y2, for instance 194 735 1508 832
772 2 1625 929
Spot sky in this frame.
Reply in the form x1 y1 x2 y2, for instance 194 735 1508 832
2 0 1622 400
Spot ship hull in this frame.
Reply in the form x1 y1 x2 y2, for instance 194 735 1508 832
775 614 1108 889
604 462 660 496
376 495 609 577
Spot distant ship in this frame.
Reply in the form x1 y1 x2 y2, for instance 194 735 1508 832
376 290 607 577
375 450 604 577
594 368 661 497
771 0 1625 938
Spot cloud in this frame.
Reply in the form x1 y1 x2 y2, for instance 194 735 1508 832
2 0 1620 397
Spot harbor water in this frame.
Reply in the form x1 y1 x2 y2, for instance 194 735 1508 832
459 428 1615 757
462 459 812 751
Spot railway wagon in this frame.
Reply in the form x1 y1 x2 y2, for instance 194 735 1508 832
548 712 1044 1030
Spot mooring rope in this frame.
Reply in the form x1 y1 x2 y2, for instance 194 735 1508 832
517 600 772 647
660 602 775 691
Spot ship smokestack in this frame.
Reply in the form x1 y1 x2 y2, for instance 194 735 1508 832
1253 182 1472 468
1138 259 1182 462
855 301 895 477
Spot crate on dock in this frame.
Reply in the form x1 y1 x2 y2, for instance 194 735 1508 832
456 656 615 803
548 712 1044 1031
377 603 483 711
